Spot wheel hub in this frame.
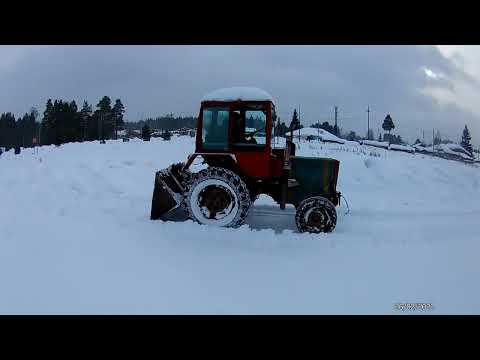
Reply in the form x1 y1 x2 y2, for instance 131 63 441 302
200 185 232 219
307 209 325 229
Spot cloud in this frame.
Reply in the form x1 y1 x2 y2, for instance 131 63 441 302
0 45 478 143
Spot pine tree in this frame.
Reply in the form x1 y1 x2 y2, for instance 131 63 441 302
347 131 357 141
378 133 383 142
19 112 35 147
96 96 112 140
42 99 54 145
80 101 92 141
112 99 125 140
68 100 81 143
319 121 335 134
54 100 66 145
461 125 473 155
161 129 172 141
142 124 151 141
17 114 26 147
96 96 112 113
290 109 300 130
382 114 395 134
0 114 6 148
0 113 17 149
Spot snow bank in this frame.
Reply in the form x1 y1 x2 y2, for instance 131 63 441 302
413 144 426 151
362 140 417 153
201 87 274 103
292 127 346 144
1 137 480 314
439 143 473 159
388 144 415 153
415 143 473 160
360 140 390 149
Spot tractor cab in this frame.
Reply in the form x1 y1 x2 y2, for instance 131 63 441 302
151 87 341 234
194 87 282 180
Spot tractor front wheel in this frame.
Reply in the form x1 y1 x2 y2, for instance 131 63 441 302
186 167 251 228
295 196 337 233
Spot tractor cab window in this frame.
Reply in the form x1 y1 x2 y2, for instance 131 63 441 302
232 105 267 148
202 107 230 150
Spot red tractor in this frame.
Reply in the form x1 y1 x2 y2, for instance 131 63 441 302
150 87 341 233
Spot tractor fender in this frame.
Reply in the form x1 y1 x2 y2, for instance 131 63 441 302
183 152 259 199
183 152 237 171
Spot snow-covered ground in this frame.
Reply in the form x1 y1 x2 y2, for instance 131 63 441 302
1 136 480 314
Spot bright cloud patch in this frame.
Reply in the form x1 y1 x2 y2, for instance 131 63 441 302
424 67 439 79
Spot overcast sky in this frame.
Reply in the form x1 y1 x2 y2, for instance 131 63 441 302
0 45 479 144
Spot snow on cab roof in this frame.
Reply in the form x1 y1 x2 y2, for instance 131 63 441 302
201 87 274 103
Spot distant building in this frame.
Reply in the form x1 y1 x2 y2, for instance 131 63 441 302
124 129 141 139
175 127 194 136
117 130 127 137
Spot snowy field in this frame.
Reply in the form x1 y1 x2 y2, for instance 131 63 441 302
1 136 480 314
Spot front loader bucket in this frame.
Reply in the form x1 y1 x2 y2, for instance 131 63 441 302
150 164 190 222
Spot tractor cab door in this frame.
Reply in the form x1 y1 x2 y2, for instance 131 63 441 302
230 103 272 179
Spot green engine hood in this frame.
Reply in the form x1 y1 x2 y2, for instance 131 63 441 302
288 156 340 206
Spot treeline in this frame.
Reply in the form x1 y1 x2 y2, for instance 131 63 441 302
0 96 125 149
0 110 39 149
42 97 125 145
124 114 197 132
2 101 474 155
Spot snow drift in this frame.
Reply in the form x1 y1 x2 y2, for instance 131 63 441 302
291 127 356 145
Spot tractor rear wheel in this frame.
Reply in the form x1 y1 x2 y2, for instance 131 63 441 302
295 196 337 233
186 167 251 228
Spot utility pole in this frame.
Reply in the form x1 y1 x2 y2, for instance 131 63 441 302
318 120 320 142
367 106 370 140
423 129 425 145
334 106 338 136
298 104 301 143
432 128 435 153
